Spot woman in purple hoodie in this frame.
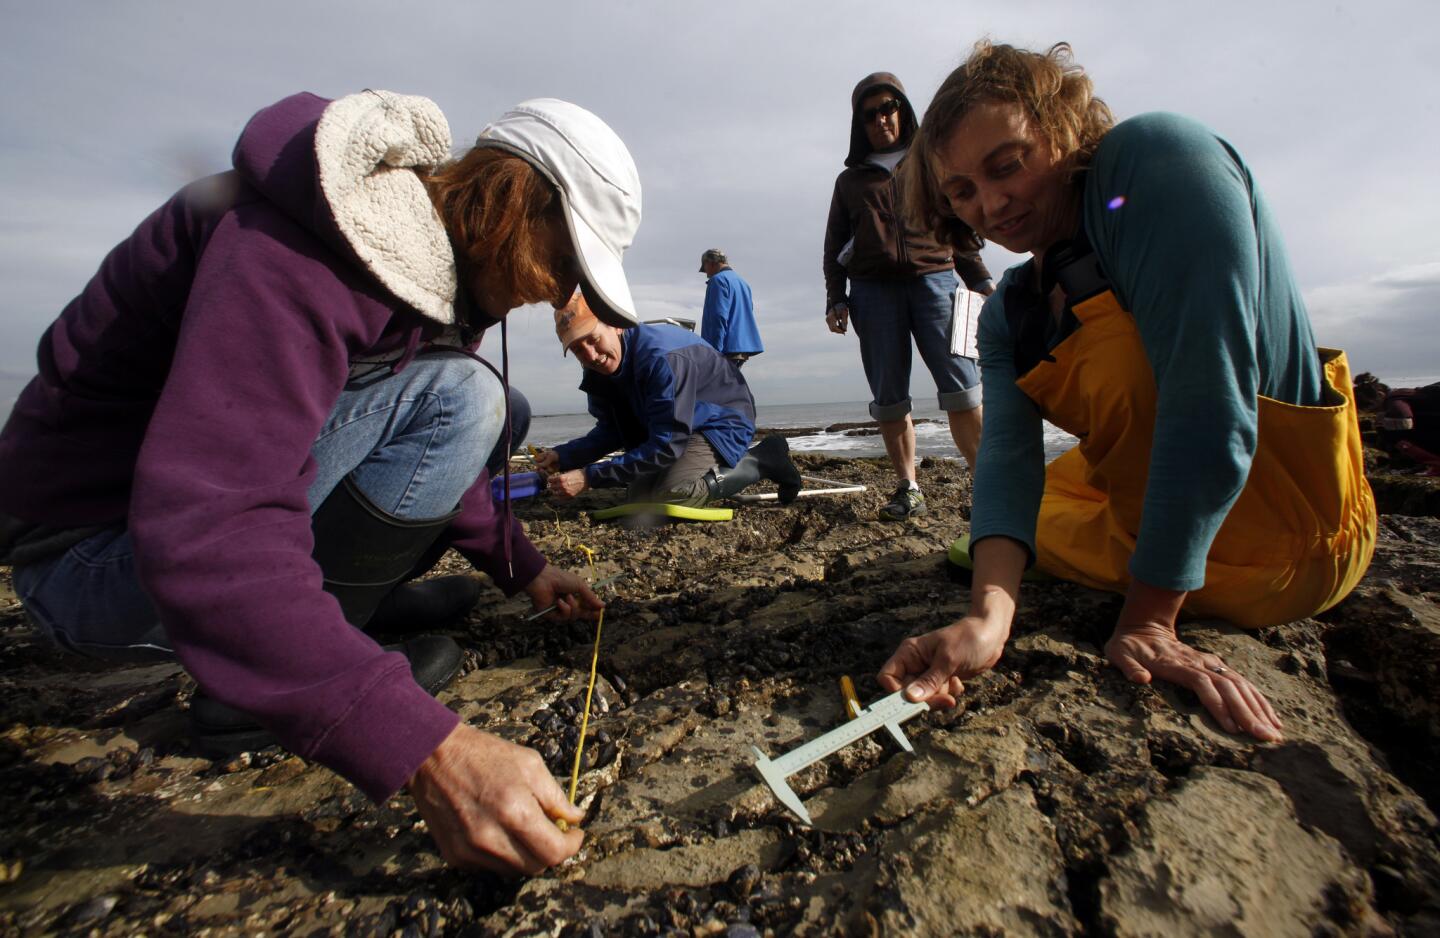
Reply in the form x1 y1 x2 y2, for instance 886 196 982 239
0 91 643 874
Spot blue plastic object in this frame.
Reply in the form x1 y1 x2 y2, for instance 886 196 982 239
490 471 543 502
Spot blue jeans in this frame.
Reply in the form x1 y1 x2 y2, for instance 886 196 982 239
848 270 981 422
13 351 517 661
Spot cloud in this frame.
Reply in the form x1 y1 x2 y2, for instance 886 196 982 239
1306 261 1440 382
4 0 1439 424
1375 261 1440 291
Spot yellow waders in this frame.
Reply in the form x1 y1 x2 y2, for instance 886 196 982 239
1015 290 1376 628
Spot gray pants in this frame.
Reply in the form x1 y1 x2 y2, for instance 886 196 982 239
626 435 720 507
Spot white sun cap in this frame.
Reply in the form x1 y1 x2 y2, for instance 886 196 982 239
475 99 641 327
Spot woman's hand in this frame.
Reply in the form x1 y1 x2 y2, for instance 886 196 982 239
533 449 560 474
1107 580 1283 742
523 563 604 621
877 615 1011 708
825 303 850 335
879 536 1026 708
547 469 588 498
409 724 584 874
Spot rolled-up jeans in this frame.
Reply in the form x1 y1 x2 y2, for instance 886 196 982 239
848 269 982 422
12 351 516 662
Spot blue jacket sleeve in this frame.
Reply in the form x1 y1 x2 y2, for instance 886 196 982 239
700 277 729 353
1084 113 1269 592
583 354 693 488
553 397 625 471
967 282 1047 564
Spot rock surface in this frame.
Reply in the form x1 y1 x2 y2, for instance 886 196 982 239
1 454 1438 936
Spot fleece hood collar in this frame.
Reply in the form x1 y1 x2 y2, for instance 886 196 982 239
232 91 459 325
845 71 920 169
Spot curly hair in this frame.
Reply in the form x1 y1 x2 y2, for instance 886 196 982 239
901 41 1115 245
422 148 567 308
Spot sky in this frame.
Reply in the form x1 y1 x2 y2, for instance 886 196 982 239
3 0 1438 417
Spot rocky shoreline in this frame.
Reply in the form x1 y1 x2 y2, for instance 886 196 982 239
2 453 1438 936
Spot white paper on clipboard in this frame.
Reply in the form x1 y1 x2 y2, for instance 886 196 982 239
948 286 982 359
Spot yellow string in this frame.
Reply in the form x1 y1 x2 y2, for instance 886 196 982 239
549 506 571 547
557 546 604 831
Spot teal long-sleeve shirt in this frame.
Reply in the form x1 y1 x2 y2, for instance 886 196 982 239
969 112 1324 592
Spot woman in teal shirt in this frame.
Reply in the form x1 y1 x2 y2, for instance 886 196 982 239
878 42 1375 741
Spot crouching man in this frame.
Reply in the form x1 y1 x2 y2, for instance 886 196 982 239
536 293 802 506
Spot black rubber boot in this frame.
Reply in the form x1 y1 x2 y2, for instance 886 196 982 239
365 533 483 634
704 435 803 505
190 636 464 759
310 476 462 628
190 476 466 757
367 575 483 634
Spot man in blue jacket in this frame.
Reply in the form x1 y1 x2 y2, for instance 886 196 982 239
699 249 763 368
537 293 799 505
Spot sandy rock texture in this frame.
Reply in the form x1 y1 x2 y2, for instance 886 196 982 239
2 454 1438 936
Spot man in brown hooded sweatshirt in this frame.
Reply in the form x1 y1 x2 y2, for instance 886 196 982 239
823 72 994 520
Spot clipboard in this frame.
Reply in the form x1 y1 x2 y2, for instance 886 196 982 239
947 285 983 359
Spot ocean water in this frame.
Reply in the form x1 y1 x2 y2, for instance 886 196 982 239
530 400 1079 462
2 373 1432 463
529 371 1440 464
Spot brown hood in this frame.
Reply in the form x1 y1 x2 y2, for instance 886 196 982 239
845 71 919 168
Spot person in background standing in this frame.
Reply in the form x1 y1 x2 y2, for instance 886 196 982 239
698 248 763 368
823 72 995 522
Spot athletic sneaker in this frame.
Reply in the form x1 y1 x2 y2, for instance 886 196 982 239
879 483 927 521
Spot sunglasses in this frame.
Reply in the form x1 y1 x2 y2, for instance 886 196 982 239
861 99 901 123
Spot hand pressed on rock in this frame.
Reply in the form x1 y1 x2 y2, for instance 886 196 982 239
408 724 584 874
876 616 1009 709
1106 623 1284 742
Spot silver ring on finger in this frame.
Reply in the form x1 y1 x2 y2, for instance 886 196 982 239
1210 665 1229 675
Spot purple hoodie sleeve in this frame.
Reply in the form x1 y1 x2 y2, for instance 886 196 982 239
449 470 546 593
128 206 457 802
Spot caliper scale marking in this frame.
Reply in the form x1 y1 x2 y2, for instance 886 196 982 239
750 690 930 824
